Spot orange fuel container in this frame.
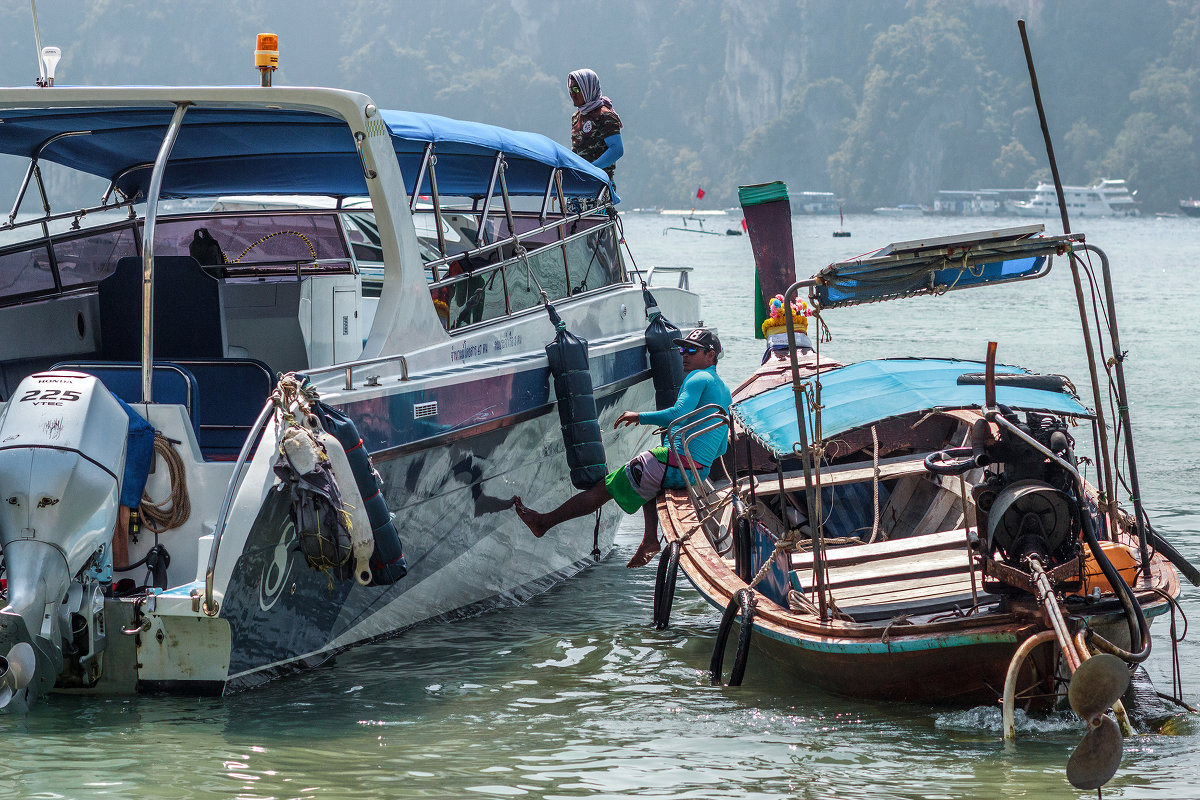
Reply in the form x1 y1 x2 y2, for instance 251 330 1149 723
1081 541 1141 595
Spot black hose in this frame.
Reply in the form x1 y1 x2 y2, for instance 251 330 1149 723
1080 510 1151 663
709 588 756 686
1143 515 1200 587
652 541 681 630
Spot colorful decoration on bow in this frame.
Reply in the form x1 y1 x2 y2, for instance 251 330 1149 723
761 293 810 337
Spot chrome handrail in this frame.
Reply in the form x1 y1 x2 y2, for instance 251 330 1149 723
202 397 278 617
664 403 732 548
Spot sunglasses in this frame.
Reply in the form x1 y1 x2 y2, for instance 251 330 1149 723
679 346 704 355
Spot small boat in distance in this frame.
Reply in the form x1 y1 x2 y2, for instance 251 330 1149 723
661 208 740 236
1178 198 1200 217
872 203 926 215
832 204 851 237
1011 179 1139 217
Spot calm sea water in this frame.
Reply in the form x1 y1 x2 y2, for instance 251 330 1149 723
1 212 1197 800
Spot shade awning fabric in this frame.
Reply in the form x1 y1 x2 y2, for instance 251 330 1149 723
732 358 1093 458
811 227 1074 308
0 104 616 201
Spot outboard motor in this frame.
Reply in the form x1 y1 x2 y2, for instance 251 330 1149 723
0 372 129 708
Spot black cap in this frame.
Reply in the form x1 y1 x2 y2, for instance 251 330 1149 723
673 328 722 356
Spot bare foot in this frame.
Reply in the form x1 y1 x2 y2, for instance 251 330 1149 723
510 496 549 538
626 541 661 568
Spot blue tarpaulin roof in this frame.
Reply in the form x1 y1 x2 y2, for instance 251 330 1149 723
0 104 616 201
732 358 1092 458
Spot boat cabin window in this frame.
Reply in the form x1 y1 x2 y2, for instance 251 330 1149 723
0 224 140 305
149 213 354 276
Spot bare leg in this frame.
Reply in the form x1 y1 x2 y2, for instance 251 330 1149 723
512 480 610 538
626 500 661 568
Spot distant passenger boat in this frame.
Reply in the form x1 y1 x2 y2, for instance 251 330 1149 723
788 191 840 215
873 204 926 216
1179 198 1200 217
1011 180 1139 217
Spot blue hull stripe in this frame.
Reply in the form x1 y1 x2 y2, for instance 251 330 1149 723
337 344 647 457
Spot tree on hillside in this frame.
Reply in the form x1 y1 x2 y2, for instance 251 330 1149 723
828 1 995 206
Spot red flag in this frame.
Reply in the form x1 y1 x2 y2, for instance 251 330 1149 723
696 186 706 200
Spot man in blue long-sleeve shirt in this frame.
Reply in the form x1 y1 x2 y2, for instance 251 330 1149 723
512 329 732 567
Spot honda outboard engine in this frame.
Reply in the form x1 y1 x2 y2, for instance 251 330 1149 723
0 371 129 709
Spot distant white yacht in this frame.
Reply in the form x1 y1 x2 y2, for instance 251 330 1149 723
1010 179 1139 217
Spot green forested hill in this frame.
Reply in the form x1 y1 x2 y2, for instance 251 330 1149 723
2 0 1197 211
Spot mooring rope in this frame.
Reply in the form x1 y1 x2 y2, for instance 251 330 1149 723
139 432 190 533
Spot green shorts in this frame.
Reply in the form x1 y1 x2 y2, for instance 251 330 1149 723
604 446 706 514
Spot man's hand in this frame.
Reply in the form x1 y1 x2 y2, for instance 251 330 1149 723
614 411 639 429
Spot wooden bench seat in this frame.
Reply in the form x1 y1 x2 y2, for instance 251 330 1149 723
789 528 996 621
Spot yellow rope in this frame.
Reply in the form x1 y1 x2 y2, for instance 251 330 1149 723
231 230 318 264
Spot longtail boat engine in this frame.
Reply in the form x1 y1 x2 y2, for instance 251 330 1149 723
973 410 1083 590
0 372 150 710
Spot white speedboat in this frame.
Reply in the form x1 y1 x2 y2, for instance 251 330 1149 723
0 79 698 706
1010 179 1139 217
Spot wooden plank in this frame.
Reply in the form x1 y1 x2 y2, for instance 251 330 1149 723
829 569 982 604
879 473 921 533
834 592 995 622
910 482 963 538
751 453 936 495
821 549 976 589
791 528 973 569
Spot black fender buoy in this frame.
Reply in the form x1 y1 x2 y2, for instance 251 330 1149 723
653 540 681 630
544 302 607 489
315 400 408 585
642 288 685 410
709 588 756 686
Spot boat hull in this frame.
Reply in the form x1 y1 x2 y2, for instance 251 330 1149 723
660 488 1178 707
120 373 655 695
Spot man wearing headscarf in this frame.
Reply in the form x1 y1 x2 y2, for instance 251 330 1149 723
567 68 623 180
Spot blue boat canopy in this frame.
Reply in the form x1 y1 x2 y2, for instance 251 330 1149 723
0 104 616 202
732 358 1093 458
812 226 1076 308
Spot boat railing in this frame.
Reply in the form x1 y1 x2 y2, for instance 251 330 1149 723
429 218 623 331
666 404 734 552
302 352 410 390
202 395 279 617
420 206 612 277
628 264 693 290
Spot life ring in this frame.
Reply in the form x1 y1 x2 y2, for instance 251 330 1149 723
652 540 681 630
709 588 756 686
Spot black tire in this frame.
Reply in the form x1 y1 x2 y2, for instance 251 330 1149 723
709 588 756 686
653 540 681 630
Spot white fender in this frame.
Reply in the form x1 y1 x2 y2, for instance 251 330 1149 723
279 421 373 586
311 427 373 586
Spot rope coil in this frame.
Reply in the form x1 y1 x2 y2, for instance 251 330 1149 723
139 432 190 533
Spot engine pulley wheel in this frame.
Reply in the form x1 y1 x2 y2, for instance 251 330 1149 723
986 480 1075 558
